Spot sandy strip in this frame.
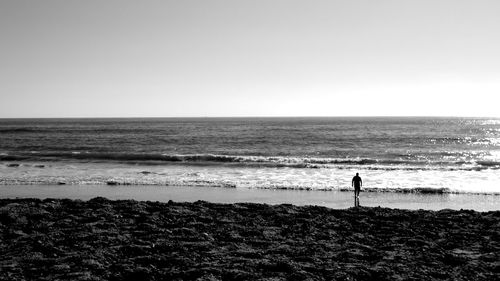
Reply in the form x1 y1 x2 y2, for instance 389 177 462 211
1 185 499 211
0 197 498 280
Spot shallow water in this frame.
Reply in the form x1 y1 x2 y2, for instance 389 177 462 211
1 185 498 211
2 161 500 194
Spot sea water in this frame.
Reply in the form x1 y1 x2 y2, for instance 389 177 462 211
1 117 499 195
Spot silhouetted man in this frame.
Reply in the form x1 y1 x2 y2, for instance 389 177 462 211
352 173 362 204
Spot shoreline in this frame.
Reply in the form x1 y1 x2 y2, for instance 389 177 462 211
1 185 499 212
1 197 498 280
3 158 500 195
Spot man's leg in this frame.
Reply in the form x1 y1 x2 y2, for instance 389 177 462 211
356 190 359 206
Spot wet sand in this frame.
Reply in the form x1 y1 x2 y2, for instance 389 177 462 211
0 185 499 211
0 197 499 280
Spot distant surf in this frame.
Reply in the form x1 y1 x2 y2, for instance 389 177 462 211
2 152 500 171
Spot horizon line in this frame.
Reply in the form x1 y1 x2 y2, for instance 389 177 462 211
0 115 499 120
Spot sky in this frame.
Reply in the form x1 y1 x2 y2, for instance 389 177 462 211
1 0 499 118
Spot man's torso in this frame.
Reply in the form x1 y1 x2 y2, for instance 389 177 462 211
353 176 361 188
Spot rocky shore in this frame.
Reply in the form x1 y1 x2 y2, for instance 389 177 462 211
0 198 498 281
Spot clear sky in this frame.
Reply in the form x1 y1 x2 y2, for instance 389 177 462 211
1 0 499 118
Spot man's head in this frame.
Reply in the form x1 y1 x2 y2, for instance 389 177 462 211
356 173 359 176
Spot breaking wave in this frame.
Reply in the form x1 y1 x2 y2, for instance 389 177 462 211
1 178 498 195
0 128 38 133
2 152 500 171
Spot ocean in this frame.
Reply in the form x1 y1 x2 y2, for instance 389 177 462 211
1 117 499 195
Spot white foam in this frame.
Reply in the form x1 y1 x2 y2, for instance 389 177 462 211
1 161 500 194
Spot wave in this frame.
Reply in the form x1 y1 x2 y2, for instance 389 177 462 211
0 128 36 133
1 178 498 195
2 152 500 171
476 160 500 167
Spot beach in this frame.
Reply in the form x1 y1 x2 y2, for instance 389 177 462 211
1 197 498 280
3 0 500 279
1 117 499 279
1 185 499 211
